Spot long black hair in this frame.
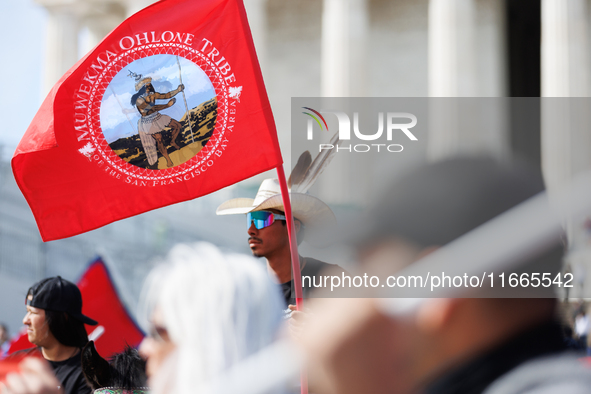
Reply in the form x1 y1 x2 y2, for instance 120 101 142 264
130 85 147 107
45 310 89 348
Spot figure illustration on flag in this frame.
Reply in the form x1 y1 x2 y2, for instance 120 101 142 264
131 72 184 167
102 55 218 170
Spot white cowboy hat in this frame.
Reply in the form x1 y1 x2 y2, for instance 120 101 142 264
216 178 336 228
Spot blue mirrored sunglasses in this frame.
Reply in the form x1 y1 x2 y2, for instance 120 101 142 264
247 211 286 230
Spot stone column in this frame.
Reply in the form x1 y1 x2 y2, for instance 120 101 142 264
125 0 157 17
429 0 477 97
243 0 268 75
541 0 590 97
318 0 370 207
427 0 508 161
321 0 368 97
541 0 591 298
81 12 124 54
43 6 80 95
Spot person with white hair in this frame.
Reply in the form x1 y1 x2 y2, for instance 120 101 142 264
138 242 285 394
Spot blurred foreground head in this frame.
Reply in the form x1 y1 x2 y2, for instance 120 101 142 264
139 242 284 394
359 157 544 249
355 156 563 289
301 157 591 394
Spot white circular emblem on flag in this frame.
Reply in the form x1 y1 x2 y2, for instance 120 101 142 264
101 54 216 170
85 43 232 181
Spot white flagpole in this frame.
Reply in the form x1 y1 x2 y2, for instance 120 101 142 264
176 56 195 143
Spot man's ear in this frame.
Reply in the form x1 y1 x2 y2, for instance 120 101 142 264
294 220 302 233
416 298 459 334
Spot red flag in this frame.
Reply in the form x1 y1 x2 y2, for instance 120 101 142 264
12 0 282 241
6 329 35 356
77 258 145 357
7 258 144 358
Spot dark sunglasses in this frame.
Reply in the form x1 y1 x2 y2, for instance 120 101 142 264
247 211 286 230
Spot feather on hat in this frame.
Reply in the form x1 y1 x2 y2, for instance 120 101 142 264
216 130 341 228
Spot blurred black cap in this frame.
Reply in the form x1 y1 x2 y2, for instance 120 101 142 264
26 276 98 326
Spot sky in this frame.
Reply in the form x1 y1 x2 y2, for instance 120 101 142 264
0 2 216 148
0 0 47 157
101 54 215 143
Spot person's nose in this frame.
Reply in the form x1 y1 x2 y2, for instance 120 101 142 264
248 221 258 236
138 337 154 360
23 312 30 326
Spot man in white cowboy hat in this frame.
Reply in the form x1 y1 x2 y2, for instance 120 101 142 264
216 178 345 312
